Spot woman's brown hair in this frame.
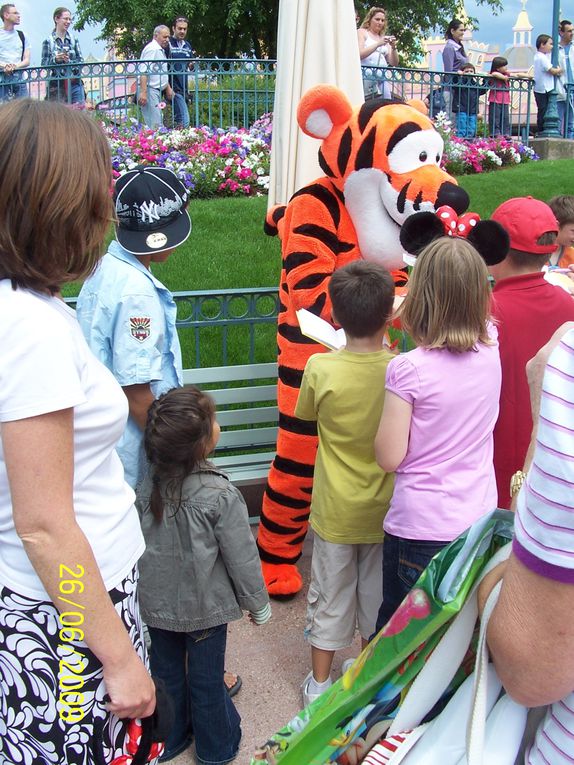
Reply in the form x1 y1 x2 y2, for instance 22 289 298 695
399 237 492 353
144 387 216 522
0 99 112 294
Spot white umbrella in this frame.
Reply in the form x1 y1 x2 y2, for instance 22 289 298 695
268 0 364 208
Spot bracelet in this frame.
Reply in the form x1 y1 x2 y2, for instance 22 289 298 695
510 470 527 498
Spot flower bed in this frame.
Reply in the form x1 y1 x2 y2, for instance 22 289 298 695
433 113 538 175
105 113 272 198
105 111 537 198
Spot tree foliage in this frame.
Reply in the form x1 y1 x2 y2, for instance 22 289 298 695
76 0 502 63
75 0 279 58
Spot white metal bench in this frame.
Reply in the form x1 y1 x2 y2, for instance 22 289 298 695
182 362 278 519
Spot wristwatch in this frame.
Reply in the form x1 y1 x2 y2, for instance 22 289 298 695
510 470 527 498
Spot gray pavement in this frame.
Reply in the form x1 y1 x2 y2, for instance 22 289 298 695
170 530 361 765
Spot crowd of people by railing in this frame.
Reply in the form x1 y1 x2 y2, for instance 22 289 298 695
2 3 574 141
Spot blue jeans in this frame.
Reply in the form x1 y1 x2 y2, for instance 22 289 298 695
373 533 448 637
172 91 190 128
558 96 574 139
140 85 164 128
456 111 477 139
488 102 510 137
148 624 241 765
0 75 27 102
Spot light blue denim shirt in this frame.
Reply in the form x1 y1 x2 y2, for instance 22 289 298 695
76 240 182 488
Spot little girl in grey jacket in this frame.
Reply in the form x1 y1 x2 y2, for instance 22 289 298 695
136 386 271 765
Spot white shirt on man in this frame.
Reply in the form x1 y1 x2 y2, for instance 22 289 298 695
0 28 29 66
140 37 169 91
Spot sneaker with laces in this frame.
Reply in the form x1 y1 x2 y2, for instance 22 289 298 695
301 671 332 707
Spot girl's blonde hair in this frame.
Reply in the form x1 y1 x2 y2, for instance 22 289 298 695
400 237 492 353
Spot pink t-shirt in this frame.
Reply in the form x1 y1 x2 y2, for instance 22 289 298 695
383 327 501 541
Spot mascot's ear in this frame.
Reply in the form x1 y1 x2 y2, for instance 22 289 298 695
297 85 354 140
400 211 510 266
400 211 444 256
468 220 509 266
405 98 428 115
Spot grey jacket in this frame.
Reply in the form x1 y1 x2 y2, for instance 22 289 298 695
136 462 269 632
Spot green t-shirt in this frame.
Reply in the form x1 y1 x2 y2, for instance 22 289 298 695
295 348 394 543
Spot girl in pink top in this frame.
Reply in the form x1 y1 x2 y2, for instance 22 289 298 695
373 237 501 635
488 56 511 137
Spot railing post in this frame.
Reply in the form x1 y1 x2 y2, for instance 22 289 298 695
539 0 562 138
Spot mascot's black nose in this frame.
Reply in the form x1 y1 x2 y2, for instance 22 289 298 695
436 182 470 214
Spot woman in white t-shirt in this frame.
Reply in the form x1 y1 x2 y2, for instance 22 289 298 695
357 7 398 99
0 100 156 763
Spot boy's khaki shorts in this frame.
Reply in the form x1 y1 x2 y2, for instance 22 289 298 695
305 532 383 650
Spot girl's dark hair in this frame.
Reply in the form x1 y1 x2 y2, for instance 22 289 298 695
445 18 466 57
144 386 216 522
490 56 508 73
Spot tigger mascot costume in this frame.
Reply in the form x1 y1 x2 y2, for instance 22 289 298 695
257 85 470 596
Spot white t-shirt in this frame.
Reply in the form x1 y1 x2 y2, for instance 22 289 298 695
533 50 555 93
0 281 144 599
0 28 29 66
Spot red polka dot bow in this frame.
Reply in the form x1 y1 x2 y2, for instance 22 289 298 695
436 205 480 239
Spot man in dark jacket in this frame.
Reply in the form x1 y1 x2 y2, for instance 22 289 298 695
168 16 194 128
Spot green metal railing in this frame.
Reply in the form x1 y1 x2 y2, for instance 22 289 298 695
362 65 535 142
19 58 276 129
66 287 280 368
9 57 544 141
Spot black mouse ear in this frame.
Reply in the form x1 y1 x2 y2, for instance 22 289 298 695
467 220 510 266
400 212 445 257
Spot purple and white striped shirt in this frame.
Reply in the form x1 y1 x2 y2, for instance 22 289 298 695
513 328 574 764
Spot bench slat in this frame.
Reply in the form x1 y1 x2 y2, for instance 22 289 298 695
208 384 277 407
213 451 276 469
183 362 278 386
217 426 278 449
218 406 278 427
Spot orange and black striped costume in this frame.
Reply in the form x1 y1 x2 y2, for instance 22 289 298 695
257 86 470 595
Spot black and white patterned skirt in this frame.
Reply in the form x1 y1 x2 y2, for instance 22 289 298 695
0 566 156 765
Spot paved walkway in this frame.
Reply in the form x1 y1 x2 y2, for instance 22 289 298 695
171 530 361 764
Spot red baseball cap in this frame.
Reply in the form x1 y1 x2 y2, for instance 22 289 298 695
491 196 559 255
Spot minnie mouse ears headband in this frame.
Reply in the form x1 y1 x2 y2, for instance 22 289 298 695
400 206 510 267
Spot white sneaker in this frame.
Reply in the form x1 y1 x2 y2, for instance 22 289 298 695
301 671 332 707
341 657 356 675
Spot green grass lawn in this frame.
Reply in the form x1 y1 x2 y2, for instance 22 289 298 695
65 159 574 299
64 159 574 367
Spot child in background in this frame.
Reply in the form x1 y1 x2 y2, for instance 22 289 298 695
548 195 574 270
296 261 396 707
452 62 486 138
534 34 563 135
488 56 511 137
136 386 271 763
373 238 501 635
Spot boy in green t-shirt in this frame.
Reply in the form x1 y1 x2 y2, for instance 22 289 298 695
295 260 396 706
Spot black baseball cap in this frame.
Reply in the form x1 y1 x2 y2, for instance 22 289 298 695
114 166 191 255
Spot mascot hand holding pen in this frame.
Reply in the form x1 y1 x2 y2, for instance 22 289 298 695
257 85 470 596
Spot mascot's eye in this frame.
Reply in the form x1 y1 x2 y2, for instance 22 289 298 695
387 129 445 175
